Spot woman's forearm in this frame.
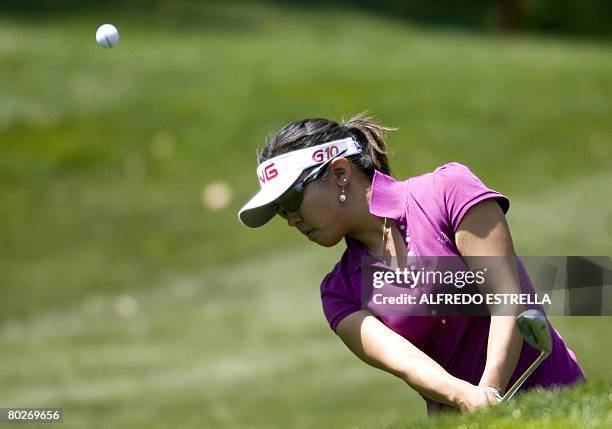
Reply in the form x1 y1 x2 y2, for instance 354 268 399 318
463 258 524 392
396 349 473 406
467 258 524 392
336 310 471 408
455 199 526 393
478 314 523 392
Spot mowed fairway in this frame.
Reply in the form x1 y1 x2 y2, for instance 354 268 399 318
1 2 611 428
1 247 421 428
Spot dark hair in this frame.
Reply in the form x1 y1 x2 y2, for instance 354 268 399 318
257 113 397 178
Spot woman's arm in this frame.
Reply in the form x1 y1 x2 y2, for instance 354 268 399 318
335 309 498 411
455 199 524 393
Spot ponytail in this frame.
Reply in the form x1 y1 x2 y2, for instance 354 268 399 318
341 112 396 177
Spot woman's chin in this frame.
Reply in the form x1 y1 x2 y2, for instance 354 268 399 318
310 231 343 247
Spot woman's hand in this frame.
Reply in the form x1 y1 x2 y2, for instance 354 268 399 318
455 384 501 413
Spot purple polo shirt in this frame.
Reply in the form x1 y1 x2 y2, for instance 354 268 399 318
320 162 585 414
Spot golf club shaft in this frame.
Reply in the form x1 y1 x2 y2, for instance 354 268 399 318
501 351 546 403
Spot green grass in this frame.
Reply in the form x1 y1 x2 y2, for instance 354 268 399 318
387 377 612 429
1 1 611 427
1 247 420 428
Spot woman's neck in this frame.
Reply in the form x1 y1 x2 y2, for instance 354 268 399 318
344 183 389 256
347 214 388 257
347 186 409 267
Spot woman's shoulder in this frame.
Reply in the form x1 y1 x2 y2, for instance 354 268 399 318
402 161 456 194
370 162 474 199
432 161 482 182
409 161 473 183
407 161 489 195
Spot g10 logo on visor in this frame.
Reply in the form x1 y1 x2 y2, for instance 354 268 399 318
258 162 278 184
312 145 339 162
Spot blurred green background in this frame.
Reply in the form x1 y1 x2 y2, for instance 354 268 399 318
1 1 611 428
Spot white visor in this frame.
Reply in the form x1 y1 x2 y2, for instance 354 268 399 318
238 137 362 227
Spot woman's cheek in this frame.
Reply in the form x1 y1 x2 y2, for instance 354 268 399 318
302 185 335 220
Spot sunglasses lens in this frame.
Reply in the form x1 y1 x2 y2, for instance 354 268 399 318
275 149 345 218
276 206 289 219
278 189 301 213
275 187 300 218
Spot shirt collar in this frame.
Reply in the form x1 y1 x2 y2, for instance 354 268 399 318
368 170 408 220
343 170 408 275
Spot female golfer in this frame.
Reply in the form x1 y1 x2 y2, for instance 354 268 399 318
238 114 585 414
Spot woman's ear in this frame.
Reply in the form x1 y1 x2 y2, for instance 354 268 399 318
330 157 351 187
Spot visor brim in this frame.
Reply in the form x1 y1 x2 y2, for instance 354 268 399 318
238 196 278 228
237 169 303 227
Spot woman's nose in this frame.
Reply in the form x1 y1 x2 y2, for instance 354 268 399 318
286 211 301 227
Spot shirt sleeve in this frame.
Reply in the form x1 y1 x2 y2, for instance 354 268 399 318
320 271 361 332
434 162 510 232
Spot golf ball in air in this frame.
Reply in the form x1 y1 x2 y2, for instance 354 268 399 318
96 24 119 48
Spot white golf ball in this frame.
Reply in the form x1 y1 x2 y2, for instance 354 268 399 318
96 24 119 48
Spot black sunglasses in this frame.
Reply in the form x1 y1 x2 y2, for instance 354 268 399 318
275 148 348 218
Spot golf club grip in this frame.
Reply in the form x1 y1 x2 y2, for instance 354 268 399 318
501 351 546 403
